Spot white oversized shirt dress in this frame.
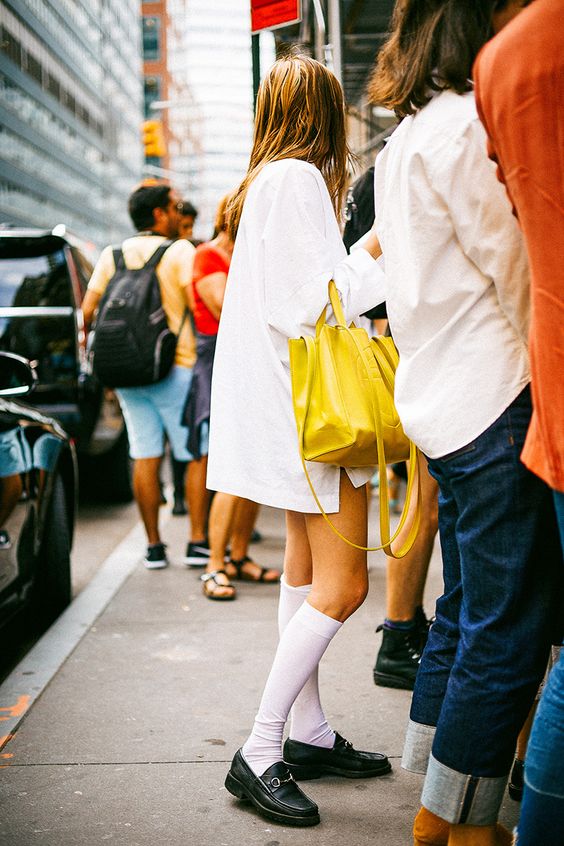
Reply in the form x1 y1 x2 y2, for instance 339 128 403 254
206 158 385 513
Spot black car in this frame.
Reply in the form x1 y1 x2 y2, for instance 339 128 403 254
0 226 132 502
0 351 76 629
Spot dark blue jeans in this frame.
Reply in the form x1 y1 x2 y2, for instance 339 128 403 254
403 386 563 824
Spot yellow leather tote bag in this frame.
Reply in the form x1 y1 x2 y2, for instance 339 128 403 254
289 281 420 558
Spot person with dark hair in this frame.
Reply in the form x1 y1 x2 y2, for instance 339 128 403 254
168 198 201 517
474 3 564 843
82 183 209 570
369 2 562 844
177 200 199 244
343 166 440 692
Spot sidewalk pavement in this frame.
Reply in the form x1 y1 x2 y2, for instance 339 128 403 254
0 498 519 846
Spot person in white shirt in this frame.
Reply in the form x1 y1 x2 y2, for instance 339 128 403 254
369 2 562 845
208 55 390 827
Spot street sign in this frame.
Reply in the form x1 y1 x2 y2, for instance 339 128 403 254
251 0 301 34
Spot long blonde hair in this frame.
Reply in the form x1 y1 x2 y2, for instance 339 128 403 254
227 53 351 239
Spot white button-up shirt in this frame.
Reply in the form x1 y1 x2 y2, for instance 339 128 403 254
374 90 530 459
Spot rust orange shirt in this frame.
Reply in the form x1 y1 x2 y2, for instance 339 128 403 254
474 0 564 492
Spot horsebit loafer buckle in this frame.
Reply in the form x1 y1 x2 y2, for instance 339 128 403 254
269 774 294 789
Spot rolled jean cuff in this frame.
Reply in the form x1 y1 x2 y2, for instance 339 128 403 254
402 719 436 774
421 753 508 825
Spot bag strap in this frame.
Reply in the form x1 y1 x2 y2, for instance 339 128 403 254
297 282 421 558
112 247 125 272
145 239 174 269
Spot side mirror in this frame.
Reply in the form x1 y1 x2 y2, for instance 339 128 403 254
0 352 37 397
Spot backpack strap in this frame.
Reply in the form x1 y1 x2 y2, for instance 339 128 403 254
112 247 125 272
145 239 174 269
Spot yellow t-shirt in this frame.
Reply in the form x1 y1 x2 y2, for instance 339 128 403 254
88 235 196 368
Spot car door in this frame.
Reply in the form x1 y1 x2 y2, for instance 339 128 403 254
0 235 83 437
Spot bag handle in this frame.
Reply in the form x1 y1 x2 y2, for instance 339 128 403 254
297 282 420 558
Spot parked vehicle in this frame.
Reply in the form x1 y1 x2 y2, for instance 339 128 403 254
0 351 76 630
0 226 132 502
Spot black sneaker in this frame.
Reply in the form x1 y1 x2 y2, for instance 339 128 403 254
0 530 12 550
183 540 210 568
373 623 422 690
144 543 168 570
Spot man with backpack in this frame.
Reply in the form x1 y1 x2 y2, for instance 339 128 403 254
82 182 209 569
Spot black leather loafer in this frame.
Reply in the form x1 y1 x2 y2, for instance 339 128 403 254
283 733 392 780
224 749 320 827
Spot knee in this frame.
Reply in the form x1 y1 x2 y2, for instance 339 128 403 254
310 580 368 623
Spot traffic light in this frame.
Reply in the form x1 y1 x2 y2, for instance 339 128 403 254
142 119 166 158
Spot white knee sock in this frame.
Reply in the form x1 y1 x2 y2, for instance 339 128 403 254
242 600 342 776
278 576 336 750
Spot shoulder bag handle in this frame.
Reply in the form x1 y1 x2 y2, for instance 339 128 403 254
297 281 421 558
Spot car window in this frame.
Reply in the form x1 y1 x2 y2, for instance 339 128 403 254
70 248 93 297
0 248 77 388
0 250 72 308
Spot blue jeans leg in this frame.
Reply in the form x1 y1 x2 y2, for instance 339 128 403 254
403 387 563 824
516 647 564 846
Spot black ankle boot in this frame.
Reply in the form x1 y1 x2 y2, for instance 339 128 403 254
373 623 422 690
414 605 432 650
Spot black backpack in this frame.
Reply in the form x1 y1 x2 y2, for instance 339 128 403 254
91 241 185 388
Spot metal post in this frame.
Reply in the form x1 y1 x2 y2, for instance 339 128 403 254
252 33 261 114
311 0 326 64
327 0 342 84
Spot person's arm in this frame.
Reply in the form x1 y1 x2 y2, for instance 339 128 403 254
429 117 530 343
171 240 196 312
195 271 227 320
263 166 386 363
82 246 114 329
81 288 102 329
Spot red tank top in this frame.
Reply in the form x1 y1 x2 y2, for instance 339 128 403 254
191 243 230 336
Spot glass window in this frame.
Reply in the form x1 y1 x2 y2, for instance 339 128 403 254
143 16 161 60
0 243 77 386
144 75 161 118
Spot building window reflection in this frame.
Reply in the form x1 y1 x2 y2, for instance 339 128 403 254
144 75 161 117
143 17 161 61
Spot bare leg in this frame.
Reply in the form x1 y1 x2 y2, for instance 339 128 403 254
240 471 370 775
204 491 237 599
305 469 369 622
375 453 439 689
229 498 259 559
186 456 211 541
386 452 439 621
228 499 279 582
133 457 162 545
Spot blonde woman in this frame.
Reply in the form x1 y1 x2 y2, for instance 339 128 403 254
207 55 388 827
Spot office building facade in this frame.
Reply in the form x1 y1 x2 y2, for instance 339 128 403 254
0 0 144 249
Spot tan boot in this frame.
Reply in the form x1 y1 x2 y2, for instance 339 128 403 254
448 823 513 846
413 806 450 845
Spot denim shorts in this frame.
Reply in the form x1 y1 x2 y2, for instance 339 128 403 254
0 427 32 477
116 366 193 461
